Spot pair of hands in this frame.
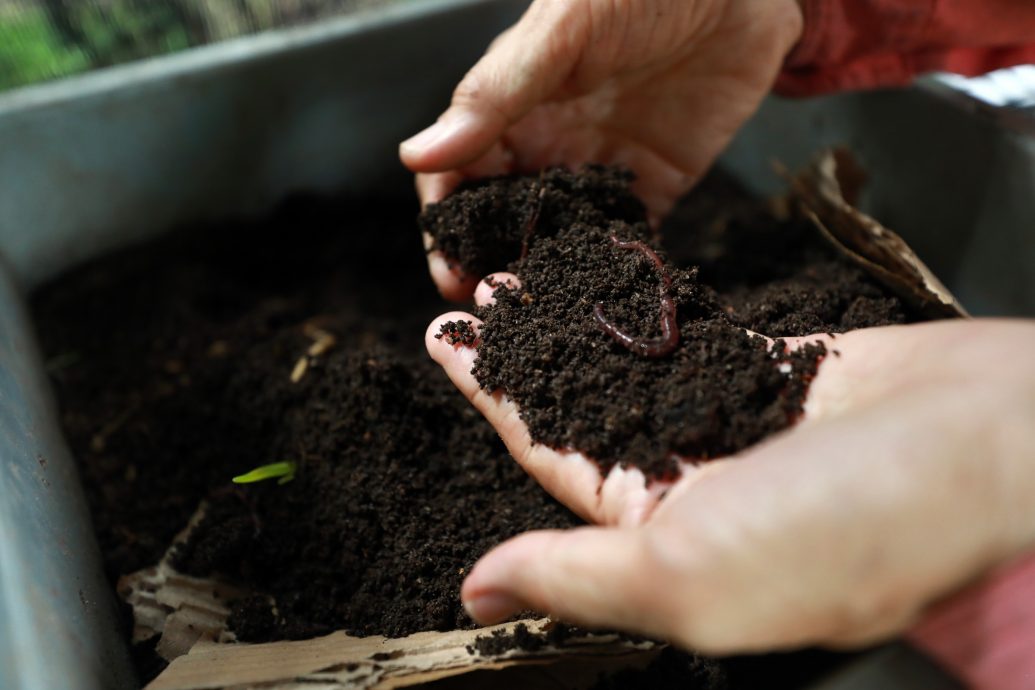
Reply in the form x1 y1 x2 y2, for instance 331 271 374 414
401 0 1035 656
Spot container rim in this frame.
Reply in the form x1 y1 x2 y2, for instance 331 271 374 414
0 0 502 117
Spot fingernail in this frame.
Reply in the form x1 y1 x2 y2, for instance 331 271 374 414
463 592 524 624
400 110 476 157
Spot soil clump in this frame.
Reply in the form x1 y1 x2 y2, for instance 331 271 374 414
422 167 912 478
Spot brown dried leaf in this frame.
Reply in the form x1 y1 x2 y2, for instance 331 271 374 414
791 148 968 319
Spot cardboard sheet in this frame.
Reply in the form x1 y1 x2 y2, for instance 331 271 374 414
124 505 657 690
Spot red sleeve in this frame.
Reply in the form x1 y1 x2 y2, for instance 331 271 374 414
776 0 1035 96
907 550 1035 690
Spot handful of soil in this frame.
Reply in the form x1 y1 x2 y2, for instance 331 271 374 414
422 167 910 478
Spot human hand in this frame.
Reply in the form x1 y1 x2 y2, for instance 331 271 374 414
426 309 1035 653
400 0 803 299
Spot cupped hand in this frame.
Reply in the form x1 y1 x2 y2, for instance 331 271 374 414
401 0 803 299
427 304 1035 654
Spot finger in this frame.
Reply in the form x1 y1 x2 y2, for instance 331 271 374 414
599 463 673 527
416 171 463 208
744 331 842 423
599 138 695 221
473 272 520 307
776 327 925 424
649 458 734 521
461 526 674 639
399 2 581 172
424 244 480 302
459 140 515 179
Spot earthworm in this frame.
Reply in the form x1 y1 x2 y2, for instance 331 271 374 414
593 236 680 358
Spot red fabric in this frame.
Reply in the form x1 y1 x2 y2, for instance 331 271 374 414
908 550 1035 690
777 0 1035 96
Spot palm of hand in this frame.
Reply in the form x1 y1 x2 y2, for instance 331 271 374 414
427 273 844 528
403 0 1035 654
428 298 1035 652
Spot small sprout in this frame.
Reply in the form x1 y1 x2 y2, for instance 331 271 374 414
232 461 297 486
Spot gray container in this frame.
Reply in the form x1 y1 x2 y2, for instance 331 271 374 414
2 0 1029 687
0 2 526 688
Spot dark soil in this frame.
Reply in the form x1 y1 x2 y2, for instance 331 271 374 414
174 347 582 640
658 173 911 336
419 166 646 281
422 167 913 478
468 622 573 656
32 168 909 688
31 193 579 645
435 319 479 347
591 648 727 690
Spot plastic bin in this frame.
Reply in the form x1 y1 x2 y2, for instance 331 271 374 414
3 0 1030 687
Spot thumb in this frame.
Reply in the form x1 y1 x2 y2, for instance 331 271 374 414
399 3 582 171
461 526 672 637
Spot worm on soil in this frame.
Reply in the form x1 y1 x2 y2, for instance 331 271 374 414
593 236 680 358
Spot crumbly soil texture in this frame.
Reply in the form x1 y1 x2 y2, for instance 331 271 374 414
33 169 907 688
31 194 580 652
422 166 914 478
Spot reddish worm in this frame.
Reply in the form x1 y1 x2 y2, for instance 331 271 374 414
593 236 680 358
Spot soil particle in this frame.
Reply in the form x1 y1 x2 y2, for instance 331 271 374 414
469 622 574 656
435 319 478 346
419 165 646 279
590 648 727 690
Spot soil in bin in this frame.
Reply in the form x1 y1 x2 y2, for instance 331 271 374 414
421 166 913 478
31 193 581 645
32 168 911 688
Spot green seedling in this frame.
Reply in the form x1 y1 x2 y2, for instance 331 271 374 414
232 461 297 486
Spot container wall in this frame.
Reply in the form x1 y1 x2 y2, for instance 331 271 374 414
0 0 528 291
0 2 527 688
722 88 1035 317
0 255 136 689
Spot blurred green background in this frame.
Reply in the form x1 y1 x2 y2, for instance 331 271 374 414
0 0 394 92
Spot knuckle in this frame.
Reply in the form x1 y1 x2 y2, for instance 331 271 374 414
451 70 485 107
452 69 511 125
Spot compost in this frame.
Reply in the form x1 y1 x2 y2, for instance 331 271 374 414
422 167 910 477
33 168 909 687
32 193 580 644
